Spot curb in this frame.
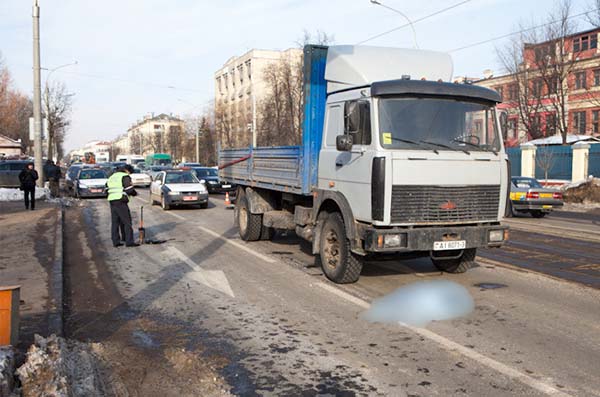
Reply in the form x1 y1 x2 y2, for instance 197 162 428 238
47 204 64 336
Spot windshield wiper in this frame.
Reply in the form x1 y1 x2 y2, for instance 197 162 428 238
420 139 470 155
453 139 498 155
391 137 439 154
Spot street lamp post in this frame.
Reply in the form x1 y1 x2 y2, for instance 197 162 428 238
43 61 77 161
369 0 419 49
32 0 43 186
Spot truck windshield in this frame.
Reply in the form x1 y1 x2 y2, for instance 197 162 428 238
379 97 500 153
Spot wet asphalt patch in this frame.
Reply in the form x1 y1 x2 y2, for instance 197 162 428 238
474 283 508 290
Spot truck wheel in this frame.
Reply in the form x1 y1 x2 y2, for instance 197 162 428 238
260 225 274 240
319 212 363 284
237 195 262 241
432 248 476 274
531 210 546 218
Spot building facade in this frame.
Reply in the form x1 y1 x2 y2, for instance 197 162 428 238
476 28 600 147
126 113 185 158
214 48 302 148
0 134 23 159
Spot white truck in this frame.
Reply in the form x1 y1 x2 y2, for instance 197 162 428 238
116 154 145 166
219 45 509 284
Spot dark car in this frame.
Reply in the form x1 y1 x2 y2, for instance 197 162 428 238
510 176 563 218
191 167 234 193
66 166 108 198
0 160 29 188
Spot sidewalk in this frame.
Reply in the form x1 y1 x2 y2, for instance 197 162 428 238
0 201 62 356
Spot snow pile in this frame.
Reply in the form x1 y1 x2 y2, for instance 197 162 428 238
561 177 600 203
0 347 15 396
17 335 113 397
0 188 50 202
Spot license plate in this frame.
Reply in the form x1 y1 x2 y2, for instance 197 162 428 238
183 196 197 201
433 240 466 251
91 189 102 193
542 205 552 209
222 184 231 188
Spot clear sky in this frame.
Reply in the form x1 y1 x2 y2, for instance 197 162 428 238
0 0 596 151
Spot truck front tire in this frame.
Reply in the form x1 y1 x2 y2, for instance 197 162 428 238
237 195 262 241
319 212 363 284
431 248 476 274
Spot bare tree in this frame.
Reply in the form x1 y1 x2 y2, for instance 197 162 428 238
585 0 600 26
0 55 33 153
44 81 73 160
167 125 183 161
215 100 235 148
535 146 557 182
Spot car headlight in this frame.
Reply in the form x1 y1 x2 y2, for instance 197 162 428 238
79 183 88 189
168 191 180 196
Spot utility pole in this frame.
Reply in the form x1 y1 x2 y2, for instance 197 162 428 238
196 122 200 163
32 0 43 186
252 93 257 147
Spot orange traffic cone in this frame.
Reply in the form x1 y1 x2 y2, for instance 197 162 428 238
224 191 233 208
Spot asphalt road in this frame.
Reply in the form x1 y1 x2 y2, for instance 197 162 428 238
68 193 600 396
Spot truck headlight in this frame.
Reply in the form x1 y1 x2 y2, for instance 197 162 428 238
384 234 403 248
489 230 504 242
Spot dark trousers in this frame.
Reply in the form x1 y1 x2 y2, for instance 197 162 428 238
49 179 60 197
110 201 134 246
24 187 35 209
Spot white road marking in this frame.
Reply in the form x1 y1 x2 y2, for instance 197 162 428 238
167 212 186 220
316 282 571 397
196 225 277 264
164 245 235 298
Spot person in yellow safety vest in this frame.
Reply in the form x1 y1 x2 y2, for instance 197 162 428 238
106 164 139 247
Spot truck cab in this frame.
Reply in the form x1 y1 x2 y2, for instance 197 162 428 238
220 45 508 284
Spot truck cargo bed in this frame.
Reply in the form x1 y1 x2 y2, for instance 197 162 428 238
219 146 304 194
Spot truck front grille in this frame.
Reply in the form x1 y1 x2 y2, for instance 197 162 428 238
390 185 500 224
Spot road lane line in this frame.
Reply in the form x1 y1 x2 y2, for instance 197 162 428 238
167 212 186 220
316 282 571 397
196 225 277 264
164 245 235 297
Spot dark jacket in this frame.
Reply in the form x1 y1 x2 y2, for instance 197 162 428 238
19 168 39 190
47 164 62 180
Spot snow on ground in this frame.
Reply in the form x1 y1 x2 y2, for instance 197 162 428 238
0 188 50 202
0 347 15 396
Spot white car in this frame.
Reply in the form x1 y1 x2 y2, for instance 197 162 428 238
149 170 209 210
130 168 152 187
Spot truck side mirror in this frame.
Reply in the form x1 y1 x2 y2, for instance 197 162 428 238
336 134 353 151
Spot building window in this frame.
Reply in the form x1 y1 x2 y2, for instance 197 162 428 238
245 60 252 80
545 113 556 135
224 74 228 89
532 115 542 137
532 79 544 97
573 34 598 52
508 118 518 139
593 110 600 133
546 76 558 95
575 71 587 89
534 45 552 62
238 65 244 84
231 71 236 87
508 84 518 101
574 111 587 133
495 86 504 100
594 69 600 86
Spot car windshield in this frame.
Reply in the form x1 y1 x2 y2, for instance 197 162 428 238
378 97 501 153
165 172 199 184
512 178 543 188
194 168 218 177
79 170 107 179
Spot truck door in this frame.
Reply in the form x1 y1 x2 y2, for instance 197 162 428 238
318 100 375 222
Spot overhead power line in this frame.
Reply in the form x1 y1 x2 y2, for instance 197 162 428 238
357 0 472 45
448 8 600 53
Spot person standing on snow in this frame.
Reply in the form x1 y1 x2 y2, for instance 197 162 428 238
46 160 62 197
19 162 39 210
106 164 139 247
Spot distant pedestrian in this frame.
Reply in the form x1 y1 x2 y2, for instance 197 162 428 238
46 160 62 198
106 164 139 247
19 162 39 210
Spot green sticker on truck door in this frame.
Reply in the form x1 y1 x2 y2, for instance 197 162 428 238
382 132 392 145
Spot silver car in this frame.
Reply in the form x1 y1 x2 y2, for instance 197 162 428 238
510 177 563 218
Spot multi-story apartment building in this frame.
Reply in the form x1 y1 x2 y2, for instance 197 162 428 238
126 113 185 157
214 48 302 147
476 27 600 147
